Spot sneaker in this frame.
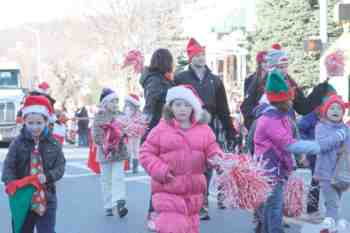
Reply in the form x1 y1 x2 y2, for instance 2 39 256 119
199 207 210 220
300 211 324 223
217 193 226 209
112 200 128 218
283 222 290 228
105 208 113 216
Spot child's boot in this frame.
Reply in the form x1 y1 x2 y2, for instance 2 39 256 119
200 197 210 220
113 200 128 218
132 158 139 174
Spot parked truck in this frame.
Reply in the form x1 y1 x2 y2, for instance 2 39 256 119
0 61 26 142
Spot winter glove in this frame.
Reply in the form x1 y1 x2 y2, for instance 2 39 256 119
165 171 175 183
37 174 47 184
335 128 347 142
287 140 321 155
208 154 237 175
5 182 18 196
225 131 237 152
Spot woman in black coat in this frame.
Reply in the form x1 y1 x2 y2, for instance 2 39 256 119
140 48 175 140
139 48 174 229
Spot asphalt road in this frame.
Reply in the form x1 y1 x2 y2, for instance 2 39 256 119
0 147 349 233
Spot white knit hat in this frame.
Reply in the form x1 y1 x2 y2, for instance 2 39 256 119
166 85 203 121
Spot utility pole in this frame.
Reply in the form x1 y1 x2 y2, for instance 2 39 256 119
24 27 41 84
320 0 328 81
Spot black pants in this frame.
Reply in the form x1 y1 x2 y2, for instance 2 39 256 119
306 155 320 214
148 197 154 213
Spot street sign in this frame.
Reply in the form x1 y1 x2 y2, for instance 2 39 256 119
304 38 323 53
335 3 350 23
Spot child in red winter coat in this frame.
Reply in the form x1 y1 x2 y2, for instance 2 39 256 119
140 85 224 233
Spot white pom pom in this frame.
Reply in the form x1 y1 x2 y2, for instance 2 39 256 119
323 217 336 230
337 219 348 232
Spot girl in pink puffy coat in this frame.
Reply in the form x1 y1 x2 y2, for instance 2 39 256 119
140 85 223 233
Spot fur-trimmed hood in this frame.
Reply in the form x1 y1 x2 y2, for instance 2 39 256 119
162 105 211 125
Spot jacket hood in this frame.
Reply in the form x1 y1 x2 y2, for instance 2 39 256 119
253 103 275 118
139 68 163 87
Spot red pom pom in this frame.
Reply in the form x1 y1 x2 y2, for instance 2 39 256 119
283 175 305 217
215 154 274 210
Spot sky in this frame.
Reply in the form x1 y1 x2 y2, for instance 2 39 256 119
0 0 102 29
0 0 254 30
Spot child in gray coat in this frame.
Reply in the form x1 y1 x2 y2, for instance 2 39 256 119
315 95 350 231
92 88 129 217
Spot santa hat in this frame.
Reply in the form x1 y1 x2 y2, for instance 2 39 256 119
125 94 140 107
266 49 288 68
99 88 118 106
166 85 204 121
320 94 350 118
37 82 50 94
265 69 294 103
271 43 282 50
187 38 206 62
256 51 268 64
22 95 53 118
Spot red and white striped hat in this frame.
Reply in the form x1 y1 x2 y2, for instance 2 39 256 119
37 82 50 94
22 95 53 118
125 94 141 107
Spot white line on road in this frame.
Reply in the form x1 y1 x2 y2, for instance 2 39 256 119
63 173 150 183
66 161 91 171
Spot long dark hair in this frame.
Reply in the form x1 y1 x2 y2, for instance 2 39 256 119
148 48 174 74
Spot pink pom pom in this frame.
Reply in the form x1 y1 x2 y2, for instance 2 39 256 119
283 175 305 217
325 50 345 77
215 154 274 210
122 49 144 74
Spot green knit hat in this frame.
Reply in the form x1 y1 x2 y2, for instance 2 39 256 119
9 186 36 233
265 69 293 102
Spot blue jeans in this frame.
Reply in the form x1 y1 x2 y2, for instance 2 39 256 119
78 131 89 147
19 192 57 233
263 181 285 233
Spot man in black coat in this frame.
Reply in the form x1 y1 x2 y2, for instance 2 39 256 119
175 38 237 220
75 106 90 147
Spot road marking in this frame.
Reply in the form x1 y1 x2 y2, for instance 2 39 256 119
63 173 150 182
66 161 91 171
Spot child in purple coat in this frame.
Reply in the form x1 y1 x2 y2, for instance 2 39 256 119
254 70 320 233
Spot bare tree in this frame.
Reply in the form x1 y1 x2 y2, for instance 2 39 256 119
86 0 187 93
